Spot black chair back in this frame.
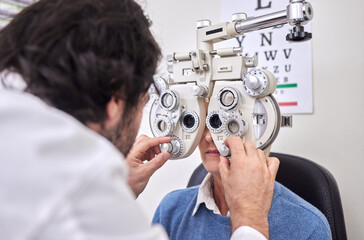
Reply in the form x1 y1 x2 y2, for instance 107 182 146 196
187 152 347 240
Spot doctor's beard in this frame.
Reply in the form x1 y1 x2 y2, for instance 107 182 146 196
101 112 138 157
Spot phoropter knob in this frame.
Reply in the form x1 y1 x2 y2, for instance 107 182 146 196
286 26 312 42
160 136 183 158
219 144 230 157
245 75 260 90
160 143 173 153
192 85 208 97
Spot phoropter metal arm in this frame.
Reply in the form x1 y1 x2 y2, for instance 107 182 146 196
234 0 313 41
196 0 313 50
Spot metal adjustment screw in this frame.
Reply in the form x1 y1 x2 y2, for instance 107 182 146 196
192 85 208 97
166 53 174 62
222 112 230 119
166 53 175 74
203 64 209 71
167 63 173 74
302 2 314 21
197 19 211 29
233 47 243 54
171 113 178 119
232 12 247 22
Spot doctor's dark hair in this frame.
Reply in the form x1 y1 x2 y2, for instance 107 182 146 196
0 0 161 124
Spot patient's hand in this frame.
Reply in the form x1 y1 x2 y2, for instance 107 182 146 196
219 137 280 239
126 135 171 197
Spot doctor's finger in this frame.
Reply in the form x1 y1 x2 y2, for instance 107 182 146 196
257 149 268 166
267 157 280 180
153 145 161 155
224 137 246 166
219 156 230 182
135 136 172 153
145 143 166 161
244 141 259 158
146 149 155 161
144 152 170 176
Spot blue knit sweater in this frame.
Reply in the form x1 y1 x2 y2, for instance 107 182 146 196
152 182 331 240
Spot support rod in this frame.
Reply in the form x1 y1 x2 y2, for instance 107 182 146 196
235 10 287 33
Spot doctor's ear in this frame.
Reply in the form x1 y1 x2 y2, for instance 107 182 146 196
105 96 125 124
86 96 125 133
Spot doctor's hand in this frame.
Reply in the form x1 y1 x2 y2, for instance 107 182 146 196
126 135 172 198
219 138 280 239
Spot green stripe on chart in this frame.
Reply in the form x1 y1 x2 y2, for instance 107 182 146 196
277 83 298 89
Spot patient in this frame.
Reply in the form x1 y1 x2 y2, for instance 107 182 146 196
152 112 332 239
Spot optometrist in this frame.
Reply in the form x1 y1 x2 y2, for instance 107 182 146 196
0 0 279 239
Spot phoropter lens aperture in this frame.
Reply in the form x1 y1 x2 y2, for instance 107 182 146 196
227 120 239 134
209 114 222 129
182 114 195 129
153 115 173 136
157 120 167 132
180 111 199 133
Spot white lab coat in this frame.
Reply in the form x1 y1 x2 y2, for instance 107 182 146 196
0 89 168 240
0 89 265 240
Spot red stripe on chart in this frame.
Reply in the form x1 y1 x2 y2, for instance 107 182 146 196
279 101 298 106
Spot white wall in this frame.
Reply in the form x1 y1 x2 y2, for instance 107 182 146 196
137 0 364 239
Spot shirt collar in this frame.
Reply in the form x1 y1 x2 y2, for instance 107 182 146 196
192 173 227 216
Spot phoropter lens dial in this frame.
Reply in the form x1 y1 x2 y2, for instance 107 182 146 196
223 114 248 137
243 70 269 97
218 87 239 110
180 111 199 133
153 115 174 136
206 110 223 133
160 90 178 111
160 135 184 159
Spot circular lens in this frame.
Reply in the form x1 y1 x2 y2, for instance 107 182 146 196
218 87 239 110
159 90 178 110
180 111 199 133
206 111 223 133
161 93 173 108
221 90 234 107
227 120 239 134
182 114 195 129
157 120 167 132
153 115 173 136
209 114 222 129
